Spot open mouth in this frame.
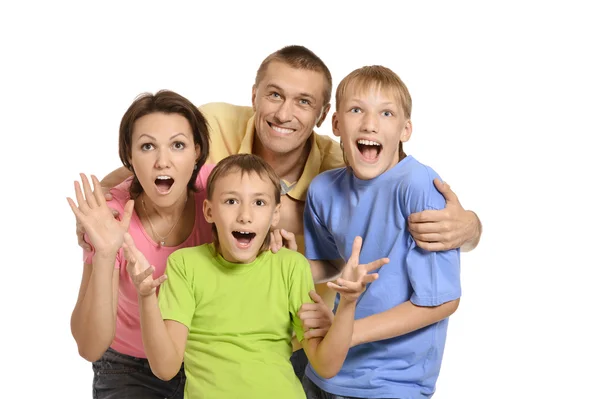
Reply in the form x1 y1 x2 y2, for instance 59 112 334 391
356 139 382 162
232 231 256 248
268 122 295 135
155 176 174 194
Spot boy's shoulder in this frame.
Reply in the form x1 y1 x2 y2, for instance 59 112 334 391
269 248 310 270
395 156 442 188
170 243 212 262
308 166 348 192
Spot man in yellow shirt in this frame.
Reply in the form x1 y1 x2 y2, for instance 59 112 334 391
82 45 482 381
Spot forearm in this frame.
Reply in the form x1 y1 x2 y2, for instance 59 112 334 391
460 211 482 252
352 299 460 347
138 295 183 380
308 259 342 284
71 258 116 361
305 298 356 379
100 166 132 189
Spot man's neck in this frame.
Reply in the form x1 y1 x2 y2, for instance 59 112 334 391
253 136 311 184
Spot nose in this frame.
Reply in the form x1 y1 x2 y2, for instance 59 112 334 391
274 100 293 124
154 149 170 169
360 111 379 133
237 202 252 224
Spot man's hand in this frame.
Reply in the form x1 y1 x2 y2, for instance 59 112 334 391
122 233 167 297
270 229 297 253
327 237 388 302
76 184 118 251
299 291 334 340
67 174 132 257
408 178 481 252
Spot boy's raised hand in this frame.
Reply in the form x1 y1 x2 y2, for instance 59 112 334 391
327 237 389 302
67 173 133 258
122 233 167 297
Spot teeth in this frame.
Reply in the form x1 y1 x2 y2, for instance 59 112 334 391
156 176 172 180
272 125 294 134
236 231 252 235
357 139 381 146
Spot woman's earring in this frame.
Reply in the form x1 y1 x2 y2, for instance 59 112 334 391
194 163 198 170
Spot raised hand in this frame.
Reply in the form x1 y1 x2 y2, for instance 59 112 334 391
298 290 334 339
67 174 133 257
122 233 167 297
270 229 298 253
327 237 389 302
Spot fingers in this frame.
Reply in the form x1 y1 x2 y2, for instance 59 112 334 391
73 181 87 211
359 272 379 285
327 279 362 294
280 229 297 251
433 178 459 204
308 290 323 304
273 229 283 250
80 173 99 209
121 200 134 230
348 236 363 266
130 264 155 284
408 219 449 234
414 239 451 252
364 257 389 273
304 328 328 340
92 175 107 206
269 232 280 253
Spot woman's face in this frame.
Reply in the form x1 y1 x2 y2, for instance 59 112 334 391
129 112 200 207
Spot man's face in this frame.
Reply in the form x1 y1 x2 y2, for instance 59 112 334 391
333 86 412 180
203 171 280 264
252 61 330 157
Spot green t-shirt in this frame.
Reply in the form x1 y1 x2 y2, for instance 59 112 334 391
158 243 314 399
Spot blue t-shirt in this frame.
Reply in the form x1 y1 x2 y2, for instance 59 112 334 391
304 156 461 399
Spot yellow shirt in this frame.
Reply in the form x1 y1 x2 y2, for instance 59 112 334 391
200 102 344 202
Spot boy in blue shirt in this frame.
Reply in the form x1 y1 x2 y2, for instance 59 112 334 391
302 66 462 398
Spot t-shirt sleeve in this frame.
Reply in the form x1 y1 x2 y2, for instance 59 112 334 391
403 167 462 307
287 253 316 343
158 251 196 328
303 185 341 261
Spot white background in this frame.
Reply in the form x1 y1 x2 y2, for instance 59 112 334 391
1 1 598 398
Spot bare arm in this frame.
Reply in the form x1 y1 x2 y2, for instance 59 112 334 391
138 295 188 380
100 166 132 189
302 237 387 379
302 298 357 379
351 299 460 347
70 259 119 362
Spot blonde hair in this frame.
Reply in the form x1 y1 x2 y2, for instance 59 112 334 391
206 154 281 255
335 65 411 163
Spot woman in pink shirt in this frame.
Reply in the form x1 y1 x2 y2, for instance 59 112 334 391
67 90 214 399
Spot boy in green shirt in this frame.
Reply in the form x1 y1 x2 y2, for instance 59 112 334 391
122 153 388 398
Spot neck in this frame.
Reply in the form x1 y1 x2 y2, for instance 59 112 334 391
253 134 311 183
138 191 189 222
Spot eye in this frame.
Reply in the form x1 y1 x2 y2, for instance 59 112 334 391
270 92 281 99
255 199 266 206
172 141 186 150
299 99 311 106
225 198 237 205
350 107 361 113
141 143 154 151
382 110 393 117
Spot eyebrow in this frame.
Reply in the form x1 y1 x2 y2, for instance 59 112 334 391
137 132 188 141
266 84 317 102
348 98 397 107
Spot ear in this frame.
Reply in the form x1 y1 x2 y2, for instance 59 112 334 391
331 112 341 137
400 120 413 142
316 103 331 128
203 199 214 223
271 203 281 229
251 85 258 112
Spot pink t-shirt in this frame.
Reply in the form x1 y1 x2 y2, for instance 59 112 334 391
83 164 215 358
